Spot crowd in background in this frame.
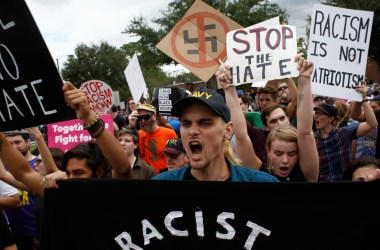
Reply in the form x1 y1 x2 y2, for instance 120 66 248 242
1 55 380 250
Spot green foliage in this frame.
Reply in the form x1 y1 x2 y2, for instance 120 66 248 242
121 0 288 81
62 0 290 101
61 42 130 101
297 15 311 58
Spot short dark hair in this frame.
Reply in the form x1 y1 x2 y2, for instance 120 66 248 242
5 131 30 141
343 156 380 180
260 103 286 126
118 128 139 144
111 105 118 112
49 147 65 170
257 86 278 101
238 94 250 105
61 141 110 178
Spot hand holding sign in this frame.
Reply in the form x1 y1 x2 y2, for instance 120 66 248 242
354 80 369 100
216 59 232 88
295 54 314 78
62 82 94 125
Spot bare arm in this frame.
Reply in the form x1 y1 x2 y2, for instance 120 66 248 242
25 127 59 174
62 82 133 179
356 101 378 137
0 132 45 197
354 83 378 137
216 60 262 170
0 194 20 210
295 55 319 182
0 160 30 191
350 101 365 121
285 77 298 119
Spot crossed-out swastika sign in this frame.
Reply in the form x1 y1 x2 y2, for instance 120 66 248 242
171 12 229 68
156 0 242 82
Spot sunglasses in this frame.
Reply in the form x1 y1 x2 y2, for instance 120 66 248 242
277 86 288 91
137 113 153 121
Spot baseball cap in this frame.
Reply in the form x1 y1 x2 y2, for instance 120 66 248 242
313 103 338 117
171 86 231 122
137 103 156 114
162 138 185 155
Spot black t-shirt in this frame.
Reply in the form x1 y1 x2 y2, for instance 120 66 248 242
246 122 268 164
263 163 306 182
114 113 126 130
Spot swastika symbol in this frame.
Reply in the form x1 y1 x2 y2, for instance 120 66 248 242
183 24 217 54
171 12 229 68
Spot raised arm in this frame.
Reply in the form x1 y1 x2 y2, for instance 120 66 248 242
216 60 262 170
295 55 319 182
354 82 378 137
62 82 133 179
285 77 298 119
0 132 45 196
25 127 59 174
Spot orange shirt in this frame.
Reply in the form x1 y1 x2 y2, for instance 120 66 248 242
138 127 178 173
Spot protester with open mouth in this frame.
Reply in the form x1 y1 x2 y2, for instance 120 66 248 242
314 80 378 182
221 54 319 182
152 75 278 182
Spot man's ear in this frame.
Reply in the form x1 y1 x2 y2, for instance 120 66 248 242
223 121 234 141
96 167 105 178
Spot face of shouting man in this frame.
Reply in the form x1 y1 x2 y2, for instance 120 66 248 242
180 102 233 171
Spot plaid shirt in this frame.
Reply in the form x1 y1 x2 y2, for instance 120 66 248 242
315 124 359 182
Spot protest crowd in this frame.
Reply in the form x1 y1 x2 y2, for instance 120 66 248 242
1 1 379 250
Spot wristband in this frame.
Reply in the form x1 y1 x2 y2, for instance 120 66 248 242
91 122 105 138
84 116 104 134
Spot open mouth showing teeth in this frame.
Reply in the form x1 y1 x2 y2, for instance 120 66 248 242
190 142 202 155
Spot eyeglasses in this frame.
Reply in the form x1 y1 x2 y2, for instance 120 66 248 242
129 102 136 105
277 86 288 91
137 113 153 121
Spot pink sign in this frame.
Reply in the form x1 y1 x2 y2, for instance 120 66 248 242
47 114 114 151
80 80 114 114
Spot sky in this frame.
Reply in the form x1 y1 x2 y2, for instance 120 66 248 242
25 0 321 72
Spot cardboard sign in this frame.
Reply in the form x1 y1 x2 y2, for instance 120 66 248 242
307 4 374 101
226 23 298 86
42 179 380 250
151 87 189 116
80 80 114 114
0 0 76 131
251 81 267 88
47 114 114 152
156 0 242 82
124 53 148 103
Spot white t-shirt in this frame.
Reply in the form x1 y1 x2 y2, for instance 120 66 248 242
0 179 18 217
